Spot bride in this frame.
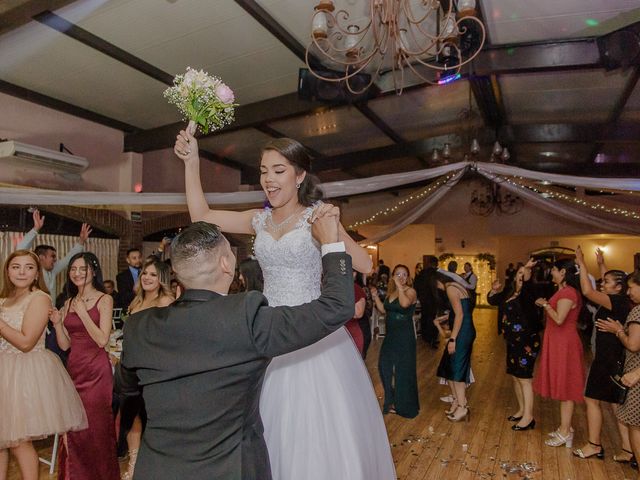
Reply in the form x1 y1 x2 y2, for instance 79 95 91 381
174 130 395 480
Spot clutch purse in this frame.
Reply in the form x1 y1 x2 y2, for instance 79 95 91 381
609 374 629 405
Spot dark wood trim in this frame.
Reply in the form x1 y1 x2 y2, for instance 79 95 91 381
0 79 139 132
475 39 602 75
469 75 505 128
0 0 77 35
588 66 640 162
254 125 324 158
34 11 175 85
233 0 322 68
312 122 640 172
125 92 324 152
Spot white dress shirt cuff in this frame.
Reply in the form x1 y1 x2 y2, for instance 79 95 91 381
321 241 346 256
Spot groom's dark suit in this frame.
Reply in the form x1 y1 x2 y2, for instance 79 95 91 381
115 252 354 480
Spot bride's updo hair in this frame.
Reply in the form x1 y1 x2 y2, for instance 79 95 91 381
261 138 323 206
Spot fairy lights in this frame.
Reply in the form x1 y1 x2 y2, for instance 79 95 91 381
347 173 457 229
498 176 640 220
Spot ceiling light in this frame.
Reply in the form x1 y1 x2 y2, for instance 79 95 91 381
306 0 486 94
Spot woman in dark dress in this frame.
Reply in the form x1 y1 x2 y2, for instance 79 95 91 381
488 259 541 431
433 272 476 422
372 265 419 418
52 253 120 480
573 246 631 460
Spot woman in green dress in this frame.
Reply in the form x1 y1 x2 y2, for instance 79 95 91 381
371 265 419 418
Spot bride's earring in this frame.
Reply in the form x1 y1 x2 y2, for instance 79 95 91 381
295 183 301 189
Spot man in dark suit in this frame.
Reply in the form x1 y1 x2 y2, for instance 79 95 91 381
414 255 441 348
115 212 354 480
116 247 143 311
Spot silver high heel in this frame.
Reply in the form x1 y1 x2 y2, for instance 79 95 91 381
545 431 573 448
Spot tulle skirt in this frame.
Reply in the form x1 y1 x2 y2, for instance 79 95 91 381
0 350 88 448
260 327 396 480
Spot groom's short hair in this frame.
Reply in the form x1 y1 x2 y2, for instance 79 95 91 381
171 222 226 276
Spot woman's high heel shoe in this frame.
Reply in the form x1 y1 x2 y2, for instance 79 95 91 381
507 415 523 422
447 405 470 422
512 419 535 431
445 401 459 416
121 449 138 480
545 430 573 448
573 441 604 460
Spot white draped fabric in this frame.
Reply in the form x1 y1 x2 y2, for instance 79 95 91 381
476 171 640 235
359 168 466 245
0 232 119 296
0 161 636 208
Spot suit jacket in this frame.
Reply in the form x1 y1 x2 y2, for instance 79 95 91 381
115 252 354 480
116 268 136 310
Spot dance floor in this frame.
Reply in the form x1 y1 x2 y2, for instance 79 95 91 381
8 309 634 479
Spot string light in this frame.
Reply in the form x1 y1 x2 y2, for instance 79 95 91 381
497 176 640 220
347 173 457 229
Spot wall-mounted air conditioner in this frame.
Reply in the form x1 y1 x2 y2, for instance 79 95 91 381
0 141 89 174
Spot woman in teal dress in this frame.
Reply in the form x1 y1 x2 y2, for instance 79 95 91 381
434 272 476 422
371 265 419 418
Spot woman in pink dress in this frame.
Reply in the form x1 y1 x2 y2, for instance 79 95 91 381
52 252 120 480
0 250 87 480
533 259 584 448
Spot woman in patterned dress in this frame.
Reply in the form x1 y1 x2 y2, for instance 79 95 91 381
599 270 640 473
488 259 541 431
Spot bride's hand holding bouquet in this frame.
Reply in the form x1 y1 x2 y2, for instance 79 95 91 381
166 67 238 163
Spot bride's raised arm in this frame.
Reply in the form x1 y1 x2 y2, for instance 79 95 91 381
175 128 258 235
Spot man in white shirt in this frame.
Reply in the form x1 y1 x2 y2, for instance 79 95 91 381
462 262 478 311
16 209 91 360
16 209 92 301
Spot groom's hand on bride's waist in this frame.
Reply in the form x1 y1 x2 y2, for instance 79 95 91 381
311 204 340 245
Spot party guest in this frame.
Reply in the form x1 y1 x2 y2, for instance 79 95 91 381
0 250 87 480
533 259 584 448
52 252 120 480
372 265 419 418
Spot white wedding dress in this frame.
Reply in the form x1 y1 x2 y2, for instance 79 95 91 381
253 207 396 480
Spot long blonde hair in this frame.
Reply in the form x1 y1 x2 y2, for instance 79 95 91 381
128 257 173 313
0 250 50 298
387 264 412 297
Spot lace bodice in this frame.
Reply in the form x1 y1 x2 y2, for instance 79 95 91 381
252 206 322 307
0 290 49 354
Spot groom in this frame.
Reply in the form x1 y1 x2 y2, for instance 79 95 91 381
115 211 355 480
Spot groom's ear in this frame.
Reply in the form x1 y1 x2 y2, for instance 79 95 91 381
219 253 233 276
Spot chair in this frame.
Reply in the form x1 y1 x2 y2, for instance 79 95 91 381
38 433 59 475
112 307 123 330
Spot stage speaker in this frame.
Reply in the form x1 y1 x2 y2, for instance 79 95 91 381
298 68 379 104
597 24 640 71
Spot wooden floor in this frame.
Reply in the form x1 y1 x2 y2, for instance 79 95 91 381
8 308 637 479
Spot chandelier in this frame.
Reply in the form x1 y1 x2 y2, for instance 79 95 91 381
470 181 524 216
306 0 486 94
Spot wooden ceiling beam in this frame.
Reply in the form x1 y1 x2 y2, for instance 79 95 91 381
312 122 640 172
0 0 76 35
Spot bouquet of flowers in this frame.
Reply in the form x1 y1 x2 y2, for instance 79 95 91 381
163 67 237 134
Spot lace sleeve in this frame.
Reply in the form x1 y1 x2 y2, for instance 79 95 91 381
251 209 269 233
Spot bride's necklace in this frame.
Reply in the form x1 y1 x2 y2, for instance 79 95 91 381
268 207 304 232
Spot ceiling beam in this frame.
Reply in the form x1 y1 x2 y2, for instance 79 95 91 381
233 0 322 68
125 38 609 153
587 65 640 162
124 92 324 152
475 39 602 75
469 75 506 128
0 79 139 132
0 0 76 35
34 11 174 85
312 122 640 172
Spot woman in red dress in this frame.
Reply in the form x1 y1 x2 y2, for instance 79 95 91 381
52 252 120 480
533 259 584 448
345 272 365 355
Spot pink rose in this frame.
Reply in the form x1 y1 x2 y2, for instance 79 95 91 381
215 83 235 104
